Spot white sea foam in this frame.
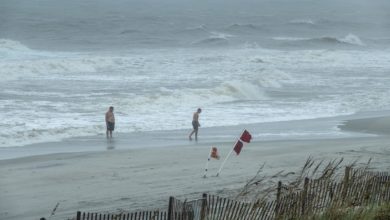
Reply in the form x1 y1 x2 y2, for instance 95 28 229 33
288 19 316 25
272 34 365 47
0 39 31 52
214 80 266 100
1 42 390 147
272 37 310 41
339 34 365 46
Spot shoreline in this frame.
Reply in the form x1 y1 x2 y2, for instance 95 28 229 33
2 110 388 161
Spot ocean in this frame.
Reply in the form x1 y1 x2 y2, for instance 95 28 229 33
1 0 390 148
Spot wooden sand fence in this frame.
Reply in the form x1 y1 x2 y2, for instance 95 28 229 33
75 197 205 220
76 168 389 220
273 167 390 219
201 167 389 219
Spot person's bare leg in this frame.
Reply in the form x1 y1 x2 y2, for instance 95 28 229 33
106 130 109 139
189 130 195 140
195 130 198 141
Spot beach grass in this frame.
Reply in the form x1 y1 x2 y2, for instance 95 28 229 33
308 203 390 220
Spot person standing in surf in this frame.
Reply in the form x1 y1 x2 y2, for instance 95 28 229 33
105 106 115 139
189 108 202 141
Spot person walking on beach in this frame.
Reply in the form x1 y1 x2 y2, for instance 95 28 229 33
105 106 115 139
189 108 202 141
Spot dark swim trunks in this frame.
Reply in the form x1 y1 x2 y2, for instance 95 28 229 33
107 122 115 131
192 121 199 130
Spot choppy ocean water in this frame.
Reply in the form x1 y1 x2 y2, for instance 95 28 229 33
1 0 390 147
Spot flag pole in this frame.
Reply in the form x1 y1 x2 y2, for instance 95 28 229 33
203 146 213 178
216 142 236 177
216 129 247 177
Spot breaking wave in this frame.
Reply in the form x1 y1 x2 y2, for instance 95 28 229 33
191 31 234 46
339 34 365 46
288 19 316 25
273 34 365 47
213 80 267 100
0 39 136 81
0 39 31 52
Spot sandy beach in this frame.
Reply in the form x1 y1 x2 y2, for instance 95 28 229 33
2 1 390 219
1 113 390 220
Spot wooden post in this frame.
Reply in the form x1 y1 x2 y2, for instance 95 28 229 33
342 166 351 205
301 177 309 216
275 181 282 219
277 181 282 202
200 193 208 220
76 211 81 220
168 196 174 220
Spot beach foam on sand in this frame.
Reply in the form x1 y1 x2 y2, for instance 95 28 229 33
1 113 390 220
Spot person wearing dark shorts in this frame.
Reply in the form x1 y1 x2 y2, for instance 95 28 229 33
105 106 115 139
189 108 202 141
192 120 199 130
107 121 115 131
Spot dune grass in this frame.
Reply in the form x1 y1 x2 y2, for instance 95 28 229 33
235 157 390 219
310 203 390 220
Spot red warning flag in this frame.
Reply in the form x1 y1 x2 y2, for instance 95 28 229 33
233 140 243 155
240 129 252 143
